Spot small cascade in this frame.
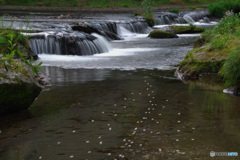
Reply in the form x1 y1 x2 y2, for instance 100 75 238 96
119 20 150 33
175 17 187 24
181 11 211 21
28 31 112 55
155 16 171 25
72 22 123 41
154 11 214 26
118 26 136 37
89 22 118 35
183 15 195 23
203 17 211 23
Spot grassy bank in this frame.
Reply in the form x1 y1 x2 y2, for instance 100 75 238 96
0 0 216 8
178 11 240 88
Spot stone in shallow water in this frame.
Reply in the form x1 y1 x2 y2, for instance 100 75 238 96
148 30 178 39
0 67 42 115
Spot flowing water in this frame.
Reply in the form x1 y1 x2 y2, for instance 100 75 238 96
0 11 240 160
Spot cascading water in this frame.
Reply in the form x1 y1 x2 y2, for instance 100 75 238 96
119 20 150 33
89 22 119 35
183 15 195 23
28 31 112 55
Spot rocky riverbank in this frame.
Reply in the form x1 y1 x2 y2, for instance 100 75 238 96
0 30 45 115
175 15 240 95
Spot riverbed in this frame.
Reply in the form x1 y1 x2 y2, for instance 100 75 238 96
0 11 239 160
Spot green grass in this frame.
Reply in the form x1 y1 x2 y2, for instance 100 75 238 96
220 48 240 87
179 12 240 87
208 0 240 18
169 8 179 13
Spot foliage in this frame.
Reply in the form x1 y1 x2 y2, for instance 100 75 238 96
202 11 240 51
141 0 154 16
189 23 196 30
0 16 42 77
141 0 156 27
133 11 141 16
179 9 240 87
208 0 240 18
0 33 42 76
219 48 240 87
169 8 180 13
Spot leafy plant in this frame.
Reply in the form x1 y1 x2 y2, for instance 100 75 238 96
169 8 180 13
133 11 141 16
141 0 155 27
189 23 196 30
141 0 153 16
0 33 42 76
0 16 42 77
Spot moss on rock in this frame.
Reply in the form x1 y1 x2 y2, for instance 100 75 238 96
169 26 205 34
148 30 178 38
177 37 240 80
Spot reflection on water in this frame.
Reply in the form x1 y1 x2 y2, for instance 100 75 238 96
0 68 239 160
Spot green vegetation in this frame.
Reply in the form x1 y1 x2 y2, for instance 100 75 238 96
220 48 240 87
208 0 240 18
0 17 42 77
169 8 180 13
148 30 178 38
178 11 240 87
141 0 155 27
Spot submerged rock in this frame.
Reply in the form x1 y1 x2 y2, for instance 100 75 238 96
0 65 42 115
148 30 178 38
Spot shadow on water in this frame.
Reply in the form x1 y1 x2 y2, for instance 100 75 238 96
0 67 239 160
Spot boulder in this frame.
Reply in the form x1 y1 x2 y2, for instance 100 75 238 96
0 62 42 115
148 30 178 38
169 26 205 34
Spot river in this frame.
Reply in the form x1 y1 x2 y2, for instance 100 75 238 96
0 11 239 160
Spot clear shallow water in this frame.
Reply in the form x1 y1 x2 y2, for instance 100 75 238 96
0 69 239 160
0 12 240 160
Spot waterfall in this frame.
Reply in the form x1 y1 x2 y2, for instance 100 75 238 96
119 20 149 33
89 22 118 35
183 15 195 23
72 22 122 40
155 15 172 25
28 31 112 55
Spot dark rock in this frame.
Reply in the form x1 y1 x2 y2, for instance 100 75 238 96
0 66 42 115
148 30 178 38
